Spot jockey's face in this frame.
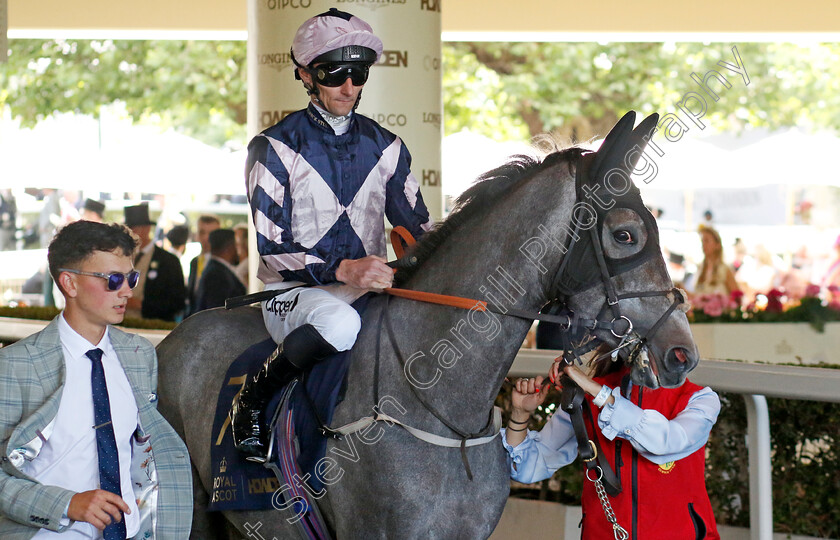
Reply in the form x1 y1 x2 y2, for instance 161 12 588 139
300 66 364 118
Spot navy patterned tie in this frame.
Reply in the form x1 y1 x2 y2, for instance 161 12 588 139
86 348 127 540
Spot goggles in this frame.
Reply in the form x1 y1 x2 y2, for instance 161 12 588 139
60 268 140 291
312 63 370 87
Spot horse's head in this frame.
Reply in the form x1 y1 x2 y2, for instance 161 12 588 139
551 111 698 389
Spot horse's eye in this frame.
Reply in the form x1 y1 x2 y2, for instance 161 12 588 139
613 230 635 244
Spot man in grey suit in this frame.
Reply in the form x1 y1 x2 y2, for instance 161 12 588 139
0 221 192 539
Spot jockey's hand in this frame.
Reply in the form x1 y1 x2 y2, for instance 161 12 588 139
68 489 130 531
336 256 393 290
511 376 548 416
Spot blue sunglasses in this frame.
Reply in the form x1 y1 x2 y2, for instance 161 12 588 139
59 268 140 291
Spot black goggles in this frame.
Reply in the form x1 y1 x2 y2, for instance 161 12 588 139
312 63 370 87
59 268 140 291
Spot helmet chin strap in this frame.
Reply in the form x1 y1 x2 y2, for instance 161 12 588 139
301 77 326 109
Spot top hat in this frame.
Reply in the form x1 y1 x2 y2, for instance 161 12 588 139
82 198 106 217
124 204 156 227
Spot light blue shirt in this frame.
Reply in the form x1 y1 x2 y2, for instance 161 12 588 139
502 385 721 484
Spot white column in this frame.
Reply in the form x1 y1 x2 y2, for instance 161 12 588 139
1 0 8 63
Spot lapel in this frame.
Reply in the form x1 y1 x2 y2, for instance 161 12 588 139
11 323 153 455
108 326 155 417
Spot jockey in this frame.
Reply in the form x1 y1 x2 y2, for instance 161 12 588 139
231 8 433 460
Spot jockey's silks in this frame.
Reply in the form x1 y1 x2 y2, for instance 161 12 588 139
580 370 720 540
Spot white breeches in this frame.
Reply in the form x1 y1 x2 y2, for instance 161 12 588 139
261 283 362 351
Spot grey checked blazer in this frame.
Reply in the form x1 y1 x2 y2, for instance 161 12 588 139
0 318 192 539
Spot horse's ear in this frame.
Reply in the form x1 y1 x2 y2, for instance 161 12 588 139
625 113 659 172
591 111 660 181
590 111 637 180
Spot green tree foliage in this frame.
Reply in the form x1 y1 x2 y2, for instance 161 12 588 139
2 40 838 146
0 39 247 146
443 42 840 142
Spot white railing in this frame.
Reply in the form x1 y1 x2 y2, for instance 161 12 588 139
2 319 838 540
511 349 840 540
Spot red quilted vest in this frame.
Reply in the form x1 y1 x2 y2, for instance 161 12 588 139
578 370 720 540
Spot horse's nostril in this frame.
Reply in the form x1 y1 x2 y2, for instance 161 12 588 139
666 347 695 373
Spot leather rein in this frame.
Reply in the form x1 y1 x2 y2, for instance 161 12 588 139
384 206 687 491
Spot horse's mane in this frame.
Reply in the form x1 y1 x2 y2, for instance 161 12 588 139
395 146 587 285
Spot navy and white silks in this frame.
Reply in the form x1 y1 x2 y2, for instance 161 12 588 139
246 104 432 349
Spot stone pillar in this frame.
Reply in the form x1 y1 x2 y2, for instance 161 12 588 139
1 0 7 63
246 0 443 220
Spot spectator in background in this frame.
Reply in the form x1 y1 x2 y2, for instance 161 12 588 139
823 234 840 304
39 189 62 249
702 209 715 228
665 250 690 290
59 190 81 226
124 204 186 322
732 237 747 273
166 224 190 258
778 246 812 300
737 244 781 298
233 223 249 288
39 189 63 307
186 215 220 316
80 198 106 223
692 226 740 298
0 189 17 250
194 229 246 312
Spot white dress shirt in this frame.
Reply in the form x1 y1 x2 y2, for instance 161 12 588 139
25 314 140 539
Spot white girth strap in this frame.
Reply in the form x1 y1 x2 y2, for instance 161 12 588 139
331 406 502 448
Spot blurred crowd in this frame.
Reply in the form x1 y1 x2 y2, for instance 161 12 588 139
0 188 250 322
2 189 839 321
668 223 840 308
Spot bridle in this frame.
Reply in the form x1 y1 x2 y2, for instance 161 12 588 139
543 151 689 373
373 151 689 485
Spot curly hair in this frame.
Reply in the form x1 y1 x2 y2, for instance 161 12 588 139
47 220 139 284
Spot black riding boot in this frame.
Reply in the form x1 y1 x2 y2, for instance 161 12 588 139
230 324 338 461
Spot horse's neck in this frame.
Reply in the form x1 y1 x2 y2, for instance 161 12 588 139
388 228 551 430
370 167 578 432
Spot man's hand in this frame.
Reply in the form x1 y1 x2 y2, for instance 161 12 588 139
335 256 393 290
68 490 130 531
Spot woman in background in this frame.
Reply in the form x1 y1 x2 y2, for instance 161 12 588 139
693 226 740 297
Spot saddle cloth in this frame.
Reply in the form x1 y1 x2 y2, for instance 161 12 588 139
207 295 368 512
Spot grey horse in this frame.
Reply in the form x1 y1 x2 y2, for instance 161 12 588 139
155 111 699 539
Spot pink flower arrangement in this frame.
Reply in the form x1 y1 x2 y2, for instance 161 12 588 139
805 284 822 298
691 293 739 318
687 283 840 330
766 289 785 313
